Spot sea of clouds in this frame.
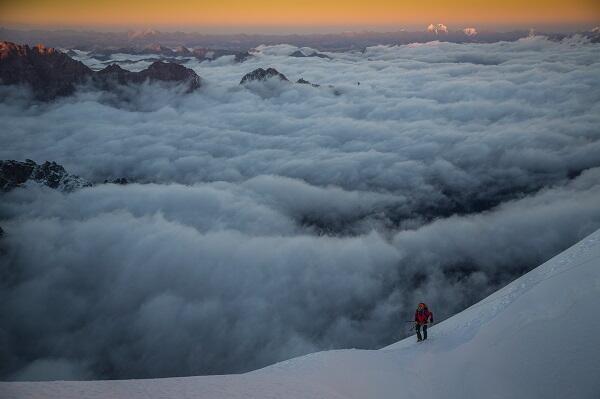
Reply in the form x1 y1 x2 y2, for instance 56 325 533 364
1 35 600 381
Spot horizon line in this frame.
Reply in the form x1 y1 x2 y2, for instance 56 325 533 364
1 22 598 36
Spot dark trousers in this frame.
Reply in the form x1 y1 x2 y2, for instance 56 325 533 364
416 323 428 340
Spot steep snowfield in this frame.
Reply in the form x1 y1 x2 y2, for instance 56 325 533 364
2 229 599 399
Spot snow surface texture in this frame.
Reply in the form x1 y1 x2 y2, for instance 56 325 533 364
1 36 600 380
2 229 599 399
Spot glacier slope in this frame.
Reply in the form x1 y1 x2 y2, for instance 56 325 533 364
2 229 599 399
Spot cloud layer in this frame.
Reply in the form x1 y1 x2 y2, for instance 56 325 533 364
1 36 599 380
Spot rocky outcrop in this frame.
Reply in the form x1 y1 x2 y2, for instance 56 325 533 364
0 41 93 100
103 177 129 185
296 78 320 87
289 50 331 59
240 67 289 84
0 41 202 99
0 160 91 192
140 61 201 89
239 68 330 92
233 52 253 63
97 61 201 92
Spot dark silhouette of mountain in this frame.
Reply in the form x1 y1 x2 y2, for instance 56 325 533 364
0 41 202 99
296 78 320 87
0 159 91 192
240 67 289 84
96 62 201 92
0 41 92 100
289 50 331 59
0 27 539 52
104 177 129 185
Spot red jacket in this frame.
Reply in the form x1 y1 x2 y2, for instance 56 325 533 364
415 308 433 325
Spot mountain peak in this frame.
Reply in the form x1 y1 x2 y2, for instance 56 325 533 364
127 28 161 40
0 41 92 99
240 67 289 84
0 41 202 99
462 27 478 36
0 159 91 192
427 23 448 34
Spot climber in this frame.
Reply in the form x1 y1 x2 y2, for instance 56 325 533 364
415 302 433 342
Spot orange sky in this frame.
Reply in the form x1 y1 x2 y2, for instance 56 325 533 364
1 0 598 32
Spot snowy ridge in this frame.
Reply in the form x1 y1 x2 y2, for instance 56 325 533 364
2 229 600 398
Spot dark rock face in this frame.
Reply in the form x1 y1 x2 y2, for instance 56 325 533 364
95 64 134 85
0 41 203 99
0 159 36 191
104 177 129 185
289 50 331 59
174 45 192 56
240 67 289 84
296 78 320 87
97 61 201 92
0 159 91 192
192 48 252 63
0 41 92 100
233 52 252 63
141 61 201 90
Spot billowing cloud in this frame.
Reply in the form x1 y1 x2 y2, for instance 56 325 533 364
1 36 599 380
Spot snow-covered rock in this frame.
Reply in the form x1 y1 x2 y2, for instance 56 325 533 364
296 78 320 87
127 29 161 41
462 27 478 36
2 228 598 398
0 160 91 192
427 23 448 35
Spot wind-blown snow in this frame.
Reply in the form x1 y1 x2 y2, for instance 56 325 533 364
2 228 598 398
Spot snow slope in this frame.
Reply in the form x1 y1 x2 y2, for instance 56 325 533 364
2 229 600 399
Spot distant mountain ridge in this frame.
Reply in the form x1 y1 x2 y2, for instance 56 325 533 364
88 44 252 63
2 26 588 52
0 41 202 100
